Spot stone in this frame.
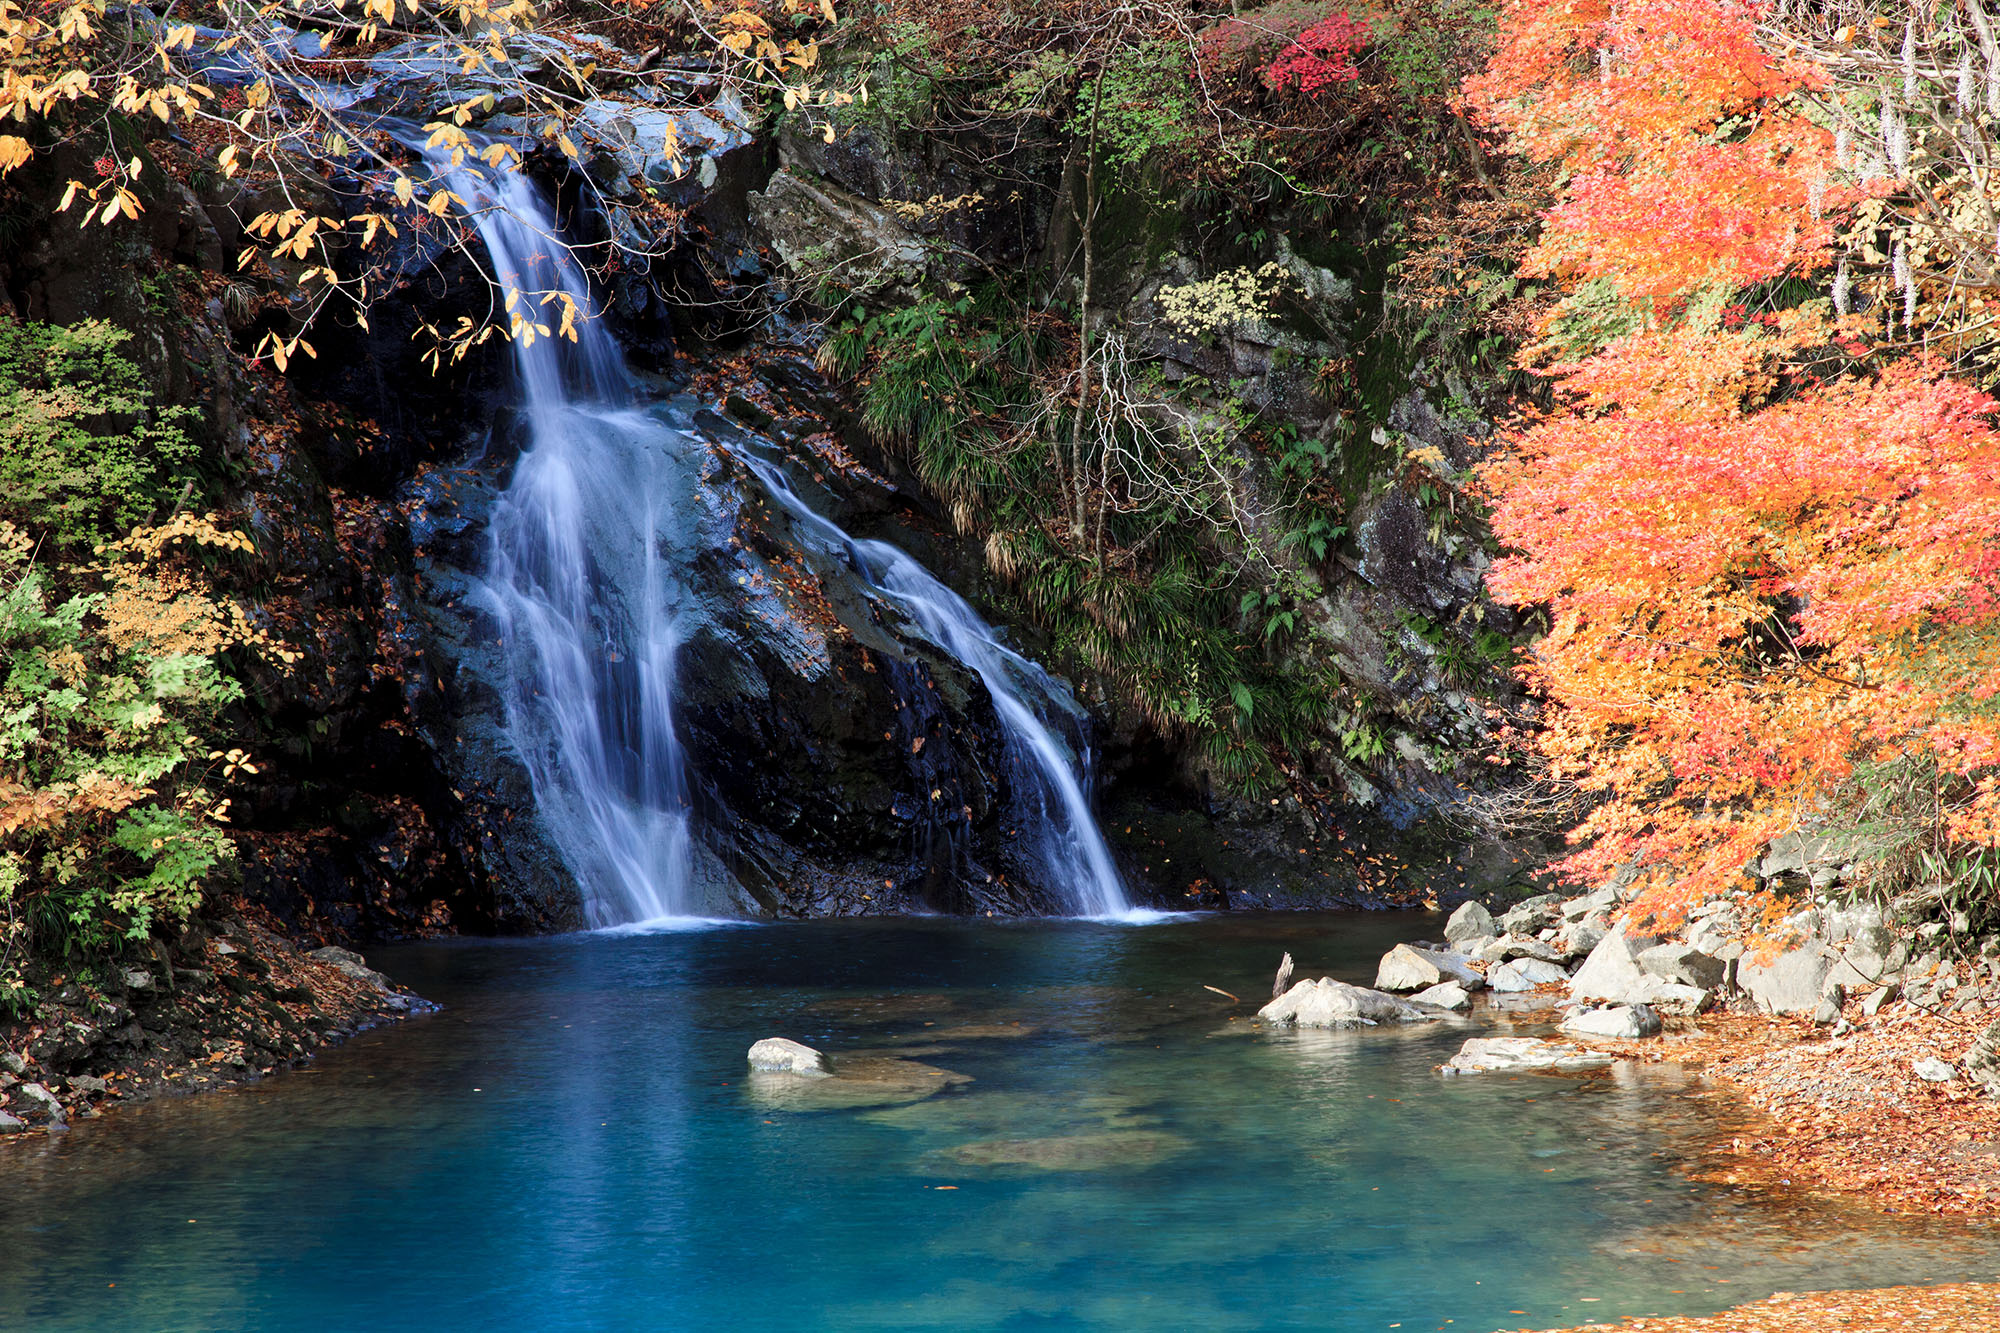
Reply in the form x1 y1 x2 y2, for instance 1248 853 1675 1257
746 1056 969 1112
1812 984 1847 1027
1963 1018 2000 1093
1444 900 1495 946
1477 936 1564 965
1914 1056 1957 1083
0 1050 24 1076
1562 885 1620 923
1738 942 1838 1015
750 168 932 303
1258 978 1439 1027
1562 1004 1662 1040
1569 924 1675 1005
1637 943 1729 990
1439 1037 1613 1076
747 1037 832 1076
66 1074 107 1096
1409 982 1472 1012
1500 894 1564 936
1373 944 1484 993
0 1112 25 1134
1557 921 1607 961
940 1131 1192 1172
1498 957 1570 989
310 946 395 992
1863 984 1900 1018
120 968 154 993
14 1082 63 1120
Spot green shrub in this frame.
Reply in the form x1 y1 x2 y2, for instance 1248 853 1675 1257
0 318 197 547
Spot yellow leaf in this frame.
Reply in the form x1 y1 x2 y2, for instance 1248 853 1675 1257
821 122 835 144
819 0 835 20
1 137 35 174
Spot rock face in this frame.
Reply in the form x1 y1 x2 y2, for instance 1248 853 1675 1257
1737 942 1839 1015
1562 1004 1662 1040
1374 944 1484 993
748 1038 833 1076
1258 978 1439 1027
1439 1037 1612 1075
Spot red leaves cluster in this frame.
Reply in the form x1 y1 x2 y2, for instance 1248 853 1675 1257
1263 10 1369 93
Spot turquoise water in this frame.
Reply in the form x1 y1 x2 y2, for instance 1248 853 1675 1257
4 913 1996 1332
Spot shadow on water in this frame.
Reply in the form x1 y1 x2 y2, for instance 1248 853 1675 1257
3 914 1997 1332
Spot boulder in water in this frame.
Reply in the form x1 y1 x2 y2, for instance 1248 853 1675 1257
1258 977 1437 1027
1409 981 1473 1012
746 1055 970 1111
1440 1037 1612 1076
1561 1004 1662 1040
748 1037 832 1076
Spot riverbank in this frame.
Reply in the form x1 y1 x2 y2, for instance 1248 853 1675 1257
1593 1004 2000 1219
0 902 427 1135
1515 1281 2000 1331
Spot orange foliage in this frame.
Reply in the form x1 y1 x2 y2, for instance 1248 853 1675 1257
1470 0 2000 924
1464 0 1873 301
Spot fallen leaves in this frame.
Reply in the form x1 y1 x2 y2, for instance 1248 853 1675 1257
1513 1282 2000 1332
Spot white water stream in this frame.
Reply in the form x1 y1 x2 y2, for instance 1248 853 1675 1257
433 153 1130 922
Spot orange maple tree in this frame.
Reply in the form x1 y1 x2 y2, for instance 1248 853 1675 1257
1467 0 2000 926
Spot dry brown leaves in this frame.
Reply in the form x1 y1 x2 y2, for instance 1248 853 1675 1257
1600 1002 2000 1217
1515 1282 2000 1332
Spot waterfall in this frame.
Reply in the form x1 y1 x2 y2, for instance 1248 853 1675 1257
740 457 1131 918
433 152 696 927
429 150 1131 921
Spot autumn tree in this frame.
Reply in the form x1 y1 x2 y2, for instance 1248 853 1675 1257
1468 0 2000 929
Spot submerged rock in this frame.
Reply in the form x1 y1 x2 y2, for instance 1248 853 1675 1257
1561 1004 1662 1040
1440 1037 1612 1076
940 1130 1191 1172
1258 977 1438 1027
1373 944 1484 993
746 1056 970 1112
748 1037 832 1076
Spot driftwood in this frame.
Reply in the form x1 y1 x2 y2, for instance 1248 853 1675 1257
1272 951 1295 999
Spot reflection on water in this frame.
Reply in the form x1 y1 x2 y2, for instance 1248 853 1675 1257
2 913 1997 1332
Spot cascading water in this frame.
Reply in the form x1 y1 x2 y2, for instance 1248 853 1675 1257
739 458 1131 918
431 151 698 927
431 149 1131 921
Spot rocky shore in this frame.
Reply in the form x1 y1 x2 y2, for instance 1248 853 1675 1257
0 904 426 1136
1260 876 2000 1218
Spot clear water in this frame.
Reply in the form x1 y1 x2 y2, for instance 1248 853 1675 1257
5 914 1996 1332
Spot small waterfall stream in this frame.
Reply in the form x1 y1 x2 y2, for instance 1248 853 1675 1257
433 152 1130 922
740 457 1130 919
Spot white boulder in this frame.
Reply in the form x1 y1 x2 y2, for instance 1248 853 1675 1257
748 1038 832 1077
